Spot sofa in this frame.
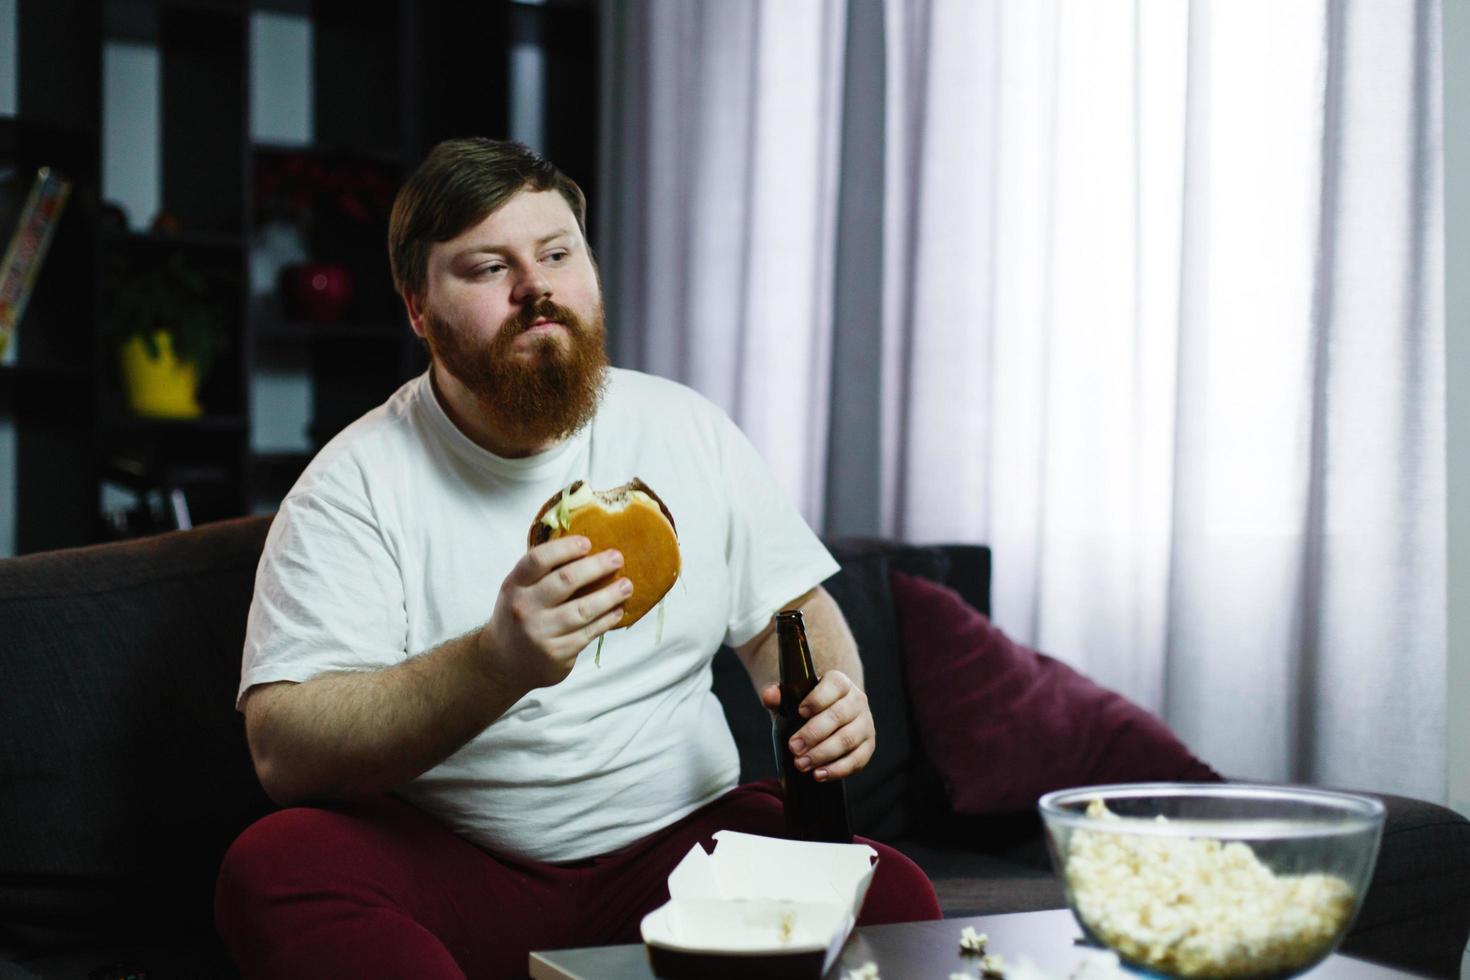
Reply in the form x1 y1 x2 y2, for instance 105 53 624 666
1 515 1467 978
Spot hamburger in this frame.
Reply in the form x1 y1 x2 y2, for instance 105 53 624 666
529 478 680 634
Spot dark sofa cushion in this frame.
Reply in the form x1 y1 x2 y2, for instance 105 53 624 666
891 571 1220 815
711 544 949 841
819 549 936 840
0 516 276 958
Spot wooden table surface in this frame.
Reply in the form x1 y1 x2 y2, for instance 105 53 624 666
529 907 1420 979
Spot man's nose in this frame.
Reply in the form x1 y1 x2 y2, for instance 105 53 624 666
512 268 551 304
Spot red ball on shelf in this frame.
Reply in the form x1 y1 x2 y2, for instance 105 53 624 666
278 262 353 324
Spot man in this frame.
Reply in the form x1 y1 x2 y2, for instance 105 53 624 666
215 138 940 979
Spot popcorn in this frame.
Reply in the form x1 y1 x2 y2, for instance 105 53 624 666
1065 800 1357 978
950 940 1006 978
1069 949 1125 980
948 957 1006 980
975 950 1126 980
776 909 795 944
844 962 881 980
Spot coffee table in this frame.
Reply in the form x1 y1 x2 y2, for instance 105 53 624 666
529 908 1420 979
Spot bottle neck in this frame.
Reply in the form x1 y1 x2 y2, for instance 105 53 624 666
776 611 818 697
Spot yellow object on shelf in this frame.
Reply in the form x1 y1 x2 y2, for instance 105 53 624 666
120 332 202 418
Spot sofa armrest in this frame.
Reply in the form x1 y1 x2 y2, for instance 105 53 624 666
1339 791 1470 978
0 956 40 980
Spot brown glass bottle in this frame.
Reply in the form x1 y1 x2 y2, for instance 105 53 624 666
772 610 853 843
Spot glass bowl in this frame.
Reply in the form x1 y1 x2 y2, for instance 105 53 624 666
1037 783 1385 980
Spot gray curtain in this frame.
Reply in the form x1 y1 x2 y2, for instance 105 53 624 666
601 0 1448 804
600 0 849 526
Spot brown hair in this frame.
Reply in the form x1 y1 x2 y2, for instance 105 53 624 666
388 137 588 300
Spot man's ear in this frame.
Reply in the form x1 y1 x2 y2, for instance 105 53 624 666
403 289 428 339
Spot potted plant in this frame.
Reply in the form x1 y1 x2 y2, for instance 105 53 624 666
104 250 228 419
254 150 399 324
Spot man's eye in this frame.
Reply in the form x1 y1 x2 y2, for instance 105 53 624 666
544 250 569 264
474 264 506 277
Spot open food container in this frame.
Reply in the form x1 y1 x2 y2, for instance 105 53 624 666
639 831 878 980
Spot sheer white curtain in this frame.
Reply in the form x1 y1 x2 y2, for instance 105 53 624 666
600 0 848 524
882 0 1445 799
603 0 1446 800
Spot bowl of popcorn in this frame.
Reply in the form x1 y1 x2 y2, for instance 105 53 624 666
1038 783 1385 980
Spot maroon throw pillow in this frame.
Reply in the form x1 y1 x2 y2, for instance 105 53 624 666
891 570 1221 814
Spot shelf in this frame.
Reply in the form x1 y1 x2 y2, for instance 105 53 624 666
250 449 313 466
109 413 249 433
255 318 408 344
104 0 247 43
0 361 93 383
249 449 313 502
104 455 234 492
0 362 94 408
253 140 407 169
103 230 246 252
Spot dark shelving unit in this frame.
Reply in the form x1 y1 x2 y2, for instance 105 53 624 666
5 1 102 554
3 0 599 554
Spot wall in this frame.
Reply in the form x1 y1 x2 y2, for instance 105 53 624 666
0 0 16 559
509 0 546 152
0 0 13 114
245 11 313 464
97 40 158 520
101 41 158 232
1405 1 1465 969
1444 0 1469 829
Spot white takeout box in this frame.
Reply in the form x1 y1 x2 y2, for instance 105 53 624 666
639 831 878 980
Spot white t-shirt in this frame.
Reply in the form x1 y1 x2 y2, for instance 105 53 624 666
240 367 839 862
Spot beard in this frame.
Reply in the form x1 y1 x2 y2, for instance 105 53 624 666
422 295 609 450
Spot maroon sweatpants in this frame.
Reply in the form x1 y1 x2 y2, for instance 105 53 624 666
214 781 941 979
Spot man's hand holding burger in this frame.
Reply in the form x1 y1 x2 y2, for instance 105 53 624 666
479 535 631 693
484 476 683 688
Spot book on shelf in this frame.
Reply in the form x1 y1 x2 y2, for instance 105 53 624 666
0 166 73 363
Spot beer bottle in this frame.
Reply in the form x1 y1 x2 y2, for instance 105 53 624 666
772 610 853 843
